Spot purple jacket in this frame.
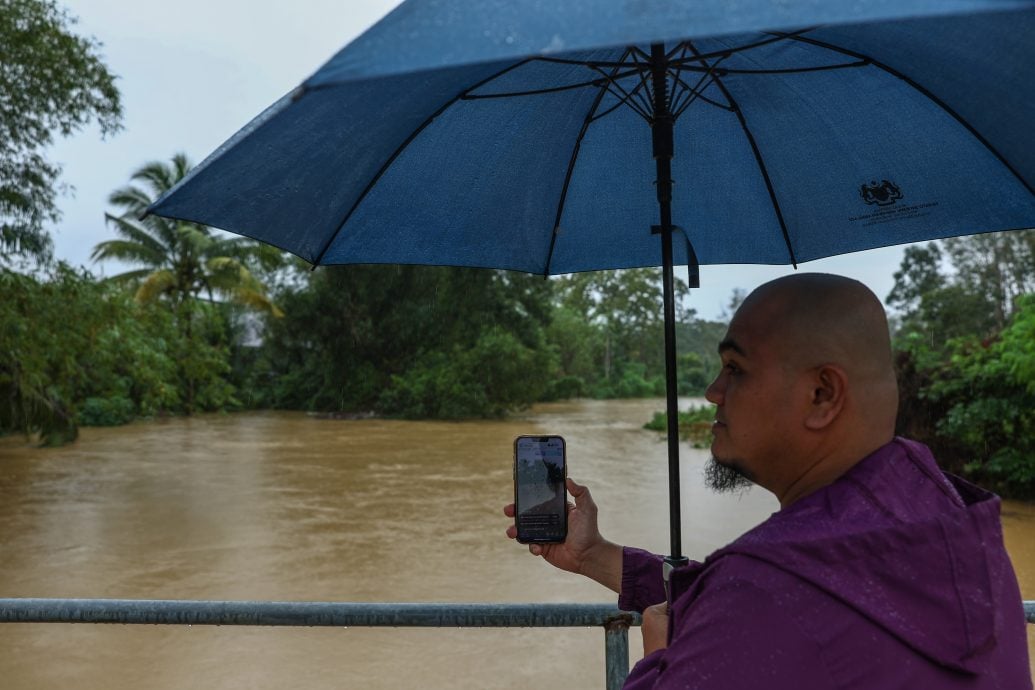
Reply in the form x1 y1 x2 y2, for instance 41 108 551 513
619 438 1031 689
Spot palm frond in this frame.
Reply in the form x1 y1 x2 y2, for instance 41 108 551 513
204 257 282 316
179 225 214 254
132 160 178 198
91 239 166 267
98 268 153 284
108 185 154 213
134 270 178 304
228 286 284 318
171 153 193 181
102 214 169 256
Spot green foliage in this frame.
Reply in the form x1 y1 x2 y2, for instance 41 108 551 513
255 264 557 417
1 0 122 264
545 268 722 399
380 329 552 418
888 231 1035 348
644 404 716 447
890 273 1035 496
0 264 183 444
589 361 662 399
92 154 282 413
78 396 135 426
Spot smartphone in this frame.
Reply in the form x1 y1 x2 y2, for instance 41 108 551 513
513 435 568 543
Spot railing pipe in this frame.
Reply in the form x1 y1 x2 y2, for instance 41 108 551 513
2 598 1033 689
604 616 632 690
0 599 640 688
0 599 636 628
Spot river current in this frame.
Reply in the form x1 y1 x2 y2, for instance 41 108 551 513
1 400 1032 688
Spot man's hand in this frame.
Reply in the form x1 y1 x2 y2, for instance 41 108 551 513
504 478 623 593
641 602 670 657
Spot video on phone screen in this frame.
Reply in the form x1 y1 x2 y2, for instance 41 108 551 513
516 437 565 539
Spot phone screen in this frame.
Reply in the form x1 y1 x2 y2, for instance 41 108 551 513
514 435 567 543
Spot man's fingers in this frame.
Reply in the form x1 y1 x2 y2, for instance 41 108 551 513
566 478 596 512
503 503 515 518
505 524 517 539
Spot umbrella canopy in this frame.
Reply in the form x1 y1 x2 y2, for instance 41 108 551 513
148 0 1035 568
150 1 1035 274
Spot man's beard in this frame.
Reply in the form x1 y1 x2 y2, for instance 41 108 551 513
704 456 754 494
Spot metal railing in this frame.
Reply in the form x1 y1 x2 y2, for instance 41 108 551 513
0 599 640 690
1 598 1033 688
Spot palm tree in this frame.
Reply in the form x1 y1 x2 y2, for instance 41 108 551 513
92 153 283 411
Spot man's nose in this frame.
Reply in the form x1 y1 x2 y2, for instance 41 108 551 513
705 374 723 405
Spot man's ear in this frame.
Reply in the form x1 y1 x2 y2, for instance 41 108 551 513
804 364 847 430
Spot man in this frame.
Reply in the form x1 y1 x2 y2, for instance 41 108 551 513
504 273 1031 689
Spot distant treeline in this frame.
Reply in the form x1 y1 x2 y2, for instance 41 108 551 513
0 259 723 439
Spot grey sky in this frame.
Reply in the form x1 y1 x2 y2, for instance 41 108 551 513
47 0 910 321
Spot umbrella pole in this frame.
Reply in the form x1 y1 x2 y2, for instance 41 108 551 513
649 43 690 590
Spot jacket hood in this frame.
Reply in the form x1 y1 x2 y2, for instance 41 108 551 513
708 438 1006 674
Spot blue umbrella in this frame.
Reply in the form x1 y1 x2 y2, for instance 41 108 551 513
148 0 1035 582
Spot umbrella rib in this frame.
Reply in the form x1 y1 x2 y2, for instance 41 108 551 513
704 60 869 75
533 56 637 69
670 57 736 115
461 67 642 100
668 44 700 115
543 50 635 276
584 59 653 122
672 75 731 116
768 31 1035 197
685 41 799 268
587 78 650 124
626 50 660 118
309 58 537 266
668 27 820 68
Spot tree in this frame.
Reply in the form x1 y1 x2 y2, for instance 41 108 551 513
1 0 122 264
92 154 282 410
889 230 1035 498
255 264 557 417
885 233 1035 347
942 231 1035 331
552 268 691 396
0 264 180 445
896 297 1035 498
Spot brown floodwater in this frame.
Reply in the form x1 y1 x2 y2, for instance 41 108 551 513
0 400 1031 689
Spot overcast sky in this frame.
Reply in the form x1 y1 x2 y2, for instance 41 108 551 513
47 0 912 321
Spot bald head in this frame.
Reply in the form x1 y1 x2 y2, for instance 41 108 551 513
708 274 900 505
738 273 896 387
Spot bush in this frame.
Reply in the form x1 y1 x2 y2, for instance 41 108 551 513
895 295 1035 498
542 375 585 401
379 329 554 419
644 404 716 448
78 396 135 426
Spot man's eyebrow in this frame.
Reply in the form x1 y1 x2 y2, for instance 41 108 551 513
718 338 746 357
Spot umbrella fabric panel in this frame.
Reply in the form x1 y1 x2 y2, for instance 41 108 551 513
714 47 1035 263
549 93 786 271
309 0 1035 85
547 101 683 274
670 94 795 267
808 11 1035 187
324 62 604 272
151 62 512 263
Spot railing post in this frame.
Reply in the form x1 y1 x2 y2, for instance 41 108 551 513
604 615 632 690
